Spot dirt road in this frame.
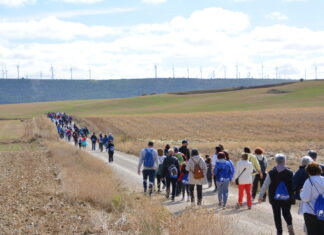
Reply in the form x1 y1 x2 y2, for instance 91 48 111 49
68 140 304 235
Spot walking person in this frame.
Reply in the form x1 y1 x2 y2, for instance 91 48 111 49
186 149 207 206
138 141 158 196
244 147 263 180
108 141 115 163
99 133 104 152
300 162 324 235
252 147 268 201
212 146 223 192
180 162 190 201
234 153 254 209
214 152 234 209
308 150 324 176
293 156 313 201
90 133 97 151
259 154 295 235
156 149 166 193
205 155 213 188
162 149 180 201
73 131 78 146
179 140 190 161
164 144 171 157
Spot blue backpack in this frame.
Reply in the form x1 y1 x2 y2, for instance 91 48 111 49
143 148 154 167
309 178 324 221
274 181 290 201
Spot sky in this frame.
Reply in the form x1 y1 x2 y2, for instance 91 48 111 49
0 0 324 79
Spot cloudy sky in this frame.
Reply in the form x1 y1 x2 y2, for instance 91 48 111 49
0 0 323 79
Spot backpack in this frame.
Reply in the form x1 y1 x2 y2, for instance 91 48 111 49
258 156 267 173
193 159 204 180
168 164 178 179
109 145 115 152
143 148 154 167
274 181 290 201
309 178 324 221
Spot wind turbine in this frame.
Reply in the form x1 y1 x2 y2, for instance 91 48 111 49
51 65 54 79
17 65 20 79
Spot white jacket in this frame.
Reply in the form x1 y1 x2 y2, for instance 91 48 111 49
186 155 207 185
300 175 324 215
233 160 253 185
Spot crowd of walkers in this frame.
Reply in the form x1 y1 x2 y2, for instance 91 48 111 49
138 140 324 235
47 112 115 163
47 112 324 235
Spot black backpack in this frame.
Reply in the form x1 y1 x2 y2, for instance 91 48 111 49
258 156 267 173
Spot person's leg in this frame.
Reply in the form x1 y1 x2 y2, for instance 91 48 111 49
111 152 114 162
238 184 244 206
213 175 217 191
189 184 195 203
181 183 185 199
166 178 171 198
186 184 190 198
223 179 230 206
177 180 182 196
157 175 161 192
142 170 148 193
245 184 252 208
171 178 177 200
260 173 267 200
197 184 202 205
148 170 155 195
281 204 293 234
271 203 283 234
252 174 260 199
304 213 317 235
216 181 223 205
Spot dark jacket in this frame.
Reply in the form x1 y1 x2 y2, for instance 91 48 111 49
90 134 97 143
179 146 190 160
292 165 308 200
268 167 294 205
162 155 180 179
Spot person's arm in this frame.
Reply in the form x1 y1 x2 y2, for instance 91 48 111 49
154 151 159 170
300 179 312 202
138 150 144 174
229 161 235 181
258 174 271 201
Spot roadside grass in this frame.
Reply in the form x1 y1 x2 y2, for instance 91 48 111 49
0 80 323 119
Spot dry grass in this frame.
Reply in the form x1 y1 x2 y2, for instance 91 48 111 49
83 107 324 169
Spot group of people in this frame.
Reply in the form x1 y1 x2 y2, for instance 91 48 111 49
47 112 115 163
138 140 324 235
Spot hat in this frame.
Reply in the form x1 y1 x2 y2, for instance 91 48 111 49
173 147 179 153
301 156 313 166
275 154 286 165
308 150 317 160
182 140 188 144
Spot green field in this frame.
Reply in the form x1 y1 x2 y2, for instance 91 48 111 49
0 80 323 119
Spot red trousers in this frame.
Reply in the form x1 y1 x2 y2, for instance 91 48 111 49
238 184 252 207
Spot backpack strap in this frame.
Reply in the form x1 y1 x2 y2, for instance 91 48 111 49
309 178 321 194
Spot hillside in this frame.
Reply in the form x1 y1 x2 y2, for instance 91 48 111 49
0 78 293 104
0 80 322 119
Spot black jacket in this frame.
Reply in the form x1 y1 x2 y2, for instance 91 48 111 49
268 167 294 205
292 166 308 200
179 146 190 160
162 156 180 179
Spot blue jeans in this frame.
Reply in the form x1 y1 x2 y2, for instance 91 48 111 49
216 179 230 206
142 169 155 194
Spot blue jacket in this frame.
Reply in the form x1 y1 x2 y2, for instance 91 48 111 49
292 165 308 200
214 159 234 182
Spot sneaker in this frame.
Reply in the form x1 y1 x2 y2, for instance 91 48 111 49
222 205 226 210
235 203 241 210
287 225 295 235
171 197 175 202
218 202 222 207
248 206 252 210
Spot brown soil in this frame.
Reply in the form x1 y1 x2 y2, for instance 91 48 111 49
0 149 111 234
